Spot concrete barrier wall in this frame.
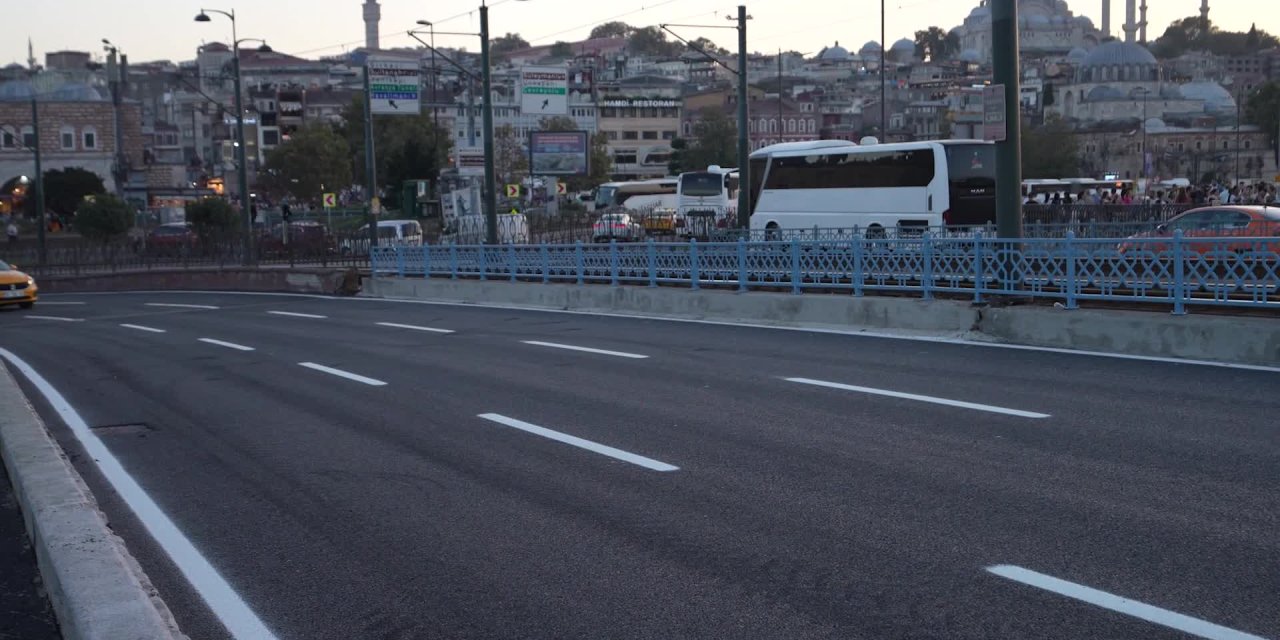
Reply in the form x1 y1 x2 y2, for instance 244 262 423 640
365 277 1280 367
37 268 352 295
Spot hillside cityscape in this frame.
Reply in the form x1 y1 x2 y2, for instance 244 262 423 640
1 0 1278 217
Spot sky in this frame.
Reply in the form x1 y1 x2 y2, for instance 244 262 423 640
5 0 1276 67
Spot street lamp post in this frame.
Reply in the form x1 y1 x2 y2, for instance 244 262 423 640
478 0 531 243
195 8 254 263
409 26 479 146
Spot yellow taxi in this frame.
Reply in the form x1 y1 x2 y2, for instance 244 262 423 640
0 258 37 309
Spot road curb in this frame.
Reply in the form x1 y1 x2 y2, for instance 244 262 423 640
0 363 185 640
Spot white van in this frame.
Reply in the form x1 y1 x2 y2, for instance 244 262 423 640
340 219 424 254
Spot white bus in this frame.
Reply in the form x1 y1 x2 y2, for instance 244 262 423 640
749 139 997 236
676 165 739 239
592 178 678 212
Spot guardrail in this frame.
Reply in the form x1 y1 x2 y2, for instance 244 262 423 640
371 232 1280 314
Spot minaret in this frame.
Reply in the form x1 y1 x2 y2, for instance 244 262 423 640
363 0 381 51
1200 0 1210 31
1101 0 1111 38
1139 0 1148 43
1123 0 1137 43
27 38 36 71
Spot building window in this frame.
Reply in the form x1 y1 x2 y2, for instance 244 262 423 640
607 131 618 140
769 119 777 133
82 127 98 149
614 152 637 164
623 131 638 140
788 119 796 133
1224 140 1229 149
662 130 675 140
60 126 76 150
1195 141 1202 150
1 130 14 149
1244 140 1251 149
642 131 658 140
808 119 816 133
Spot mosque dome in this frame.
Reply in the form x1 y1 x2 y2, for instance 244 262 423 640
1080 40 1157 67
1066 47 1089 63
1179 81 1236 114
1086 85 1126 101
818 42 851 61
0 80 34 101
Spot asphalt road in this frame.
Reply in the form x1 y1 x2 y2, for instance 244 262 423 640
0 292 1277 640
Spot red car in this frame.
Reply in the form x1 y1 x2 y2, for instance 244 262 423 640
1119 206 1280 255
143 222 199 256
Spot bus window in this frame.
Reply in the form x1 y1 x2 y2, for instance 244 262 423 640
748 157 767 215
679 173 724 197
595 185 619 209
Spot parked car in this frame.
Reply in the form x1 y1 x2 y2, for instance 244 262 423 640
1119 206 1280 255
143 222 199 256
258 222 336 258
0 258 37 309
592 213 645 242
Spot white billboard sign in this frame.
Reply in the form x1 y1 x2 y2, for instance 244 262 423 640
520 66 569 116
367 57 421 116
455 146 486 177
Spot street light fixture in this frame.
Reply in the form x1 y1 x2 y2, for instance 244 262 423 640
194 7 255 263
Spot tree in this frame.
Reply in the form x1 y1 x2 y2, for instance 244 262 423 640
680 107 737 172
688 37 730 57
491 33 530 59
74 195 132 242
260 124 351 201
537 116 612 190
43 168 105 218
549 41 574 58
913 27 959 62
493 124 528 192
1151 16 1279 58
342 96 453 207
628 26 681 58
184 197 239 240
589 22 633 39
1245 81 1280 156
1021 115 1080 179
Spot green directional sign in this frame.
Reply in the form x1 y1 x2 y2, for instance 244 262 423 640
520 66 569 115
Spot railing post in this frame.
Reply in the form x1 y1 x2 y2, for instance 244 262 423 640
478 244 488 281
396 247 405 278
972 230 984 304
790 237 801 295
423 243 431 279
1172 229 1187 316
737 237 748 292
647 238 657 288
1064 231 1079 310
508 242 517 282
689 238 700 290
921 232 934 301
449 243 458 279
575 241 584 285
540 244 550 283
609 239 619 287
852 237 864 297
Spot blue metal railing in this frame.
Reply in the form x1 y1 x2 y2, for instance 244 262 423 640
371 231 1280 313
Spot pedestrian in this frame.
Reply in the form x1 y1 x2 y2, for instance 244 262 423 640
6 219 17 244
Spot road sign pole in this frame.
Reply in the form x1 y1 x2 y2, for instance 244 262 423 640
480 4 498 245
736 5 750 230
364 63 379 252
992 0 1022 240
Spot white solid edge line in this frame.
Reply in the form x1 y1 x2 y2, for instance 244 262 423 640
144 303 220 310
297 362 387 386
0 347 278 640
266 310 327 319
986 565 1266 640
119 324 167 334
521 340 649 360
375 321 455 334
52 291 1280 374
198 338 255 352
785 377 1050 419
478 413 679 472
36 301 87 305
24 315 85 322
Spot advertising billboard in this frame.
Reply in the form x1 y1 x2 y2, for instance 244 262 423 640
530 131 589 176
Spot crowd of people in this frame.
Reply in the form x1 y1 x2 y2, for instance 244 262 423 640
1026 181 1280 207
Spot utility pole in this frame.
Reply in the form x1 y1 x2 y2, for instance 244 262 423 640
363 64 379 251
736 4 749 229
480 2 498 244
30 93 46 267
104 43 126 198
991 0 1023 239
881 0 887 136
778 48 783 143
